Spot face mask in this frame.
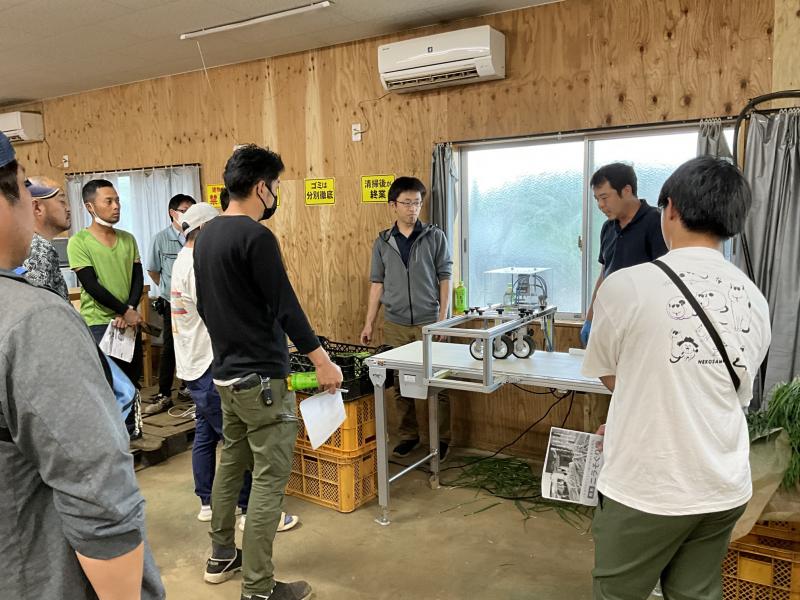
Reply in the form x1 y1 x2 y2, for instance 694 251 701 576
89 207 115 228
258 184 278 220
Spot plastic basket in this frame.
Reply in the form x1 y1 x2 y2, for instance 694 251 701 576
286 445 377 513
723 534 800 599
751 522 800 543
295 392 376 457
289 337 388 400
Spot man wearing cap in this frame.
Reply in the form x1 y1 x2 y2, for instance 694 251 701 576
145 193 196 415
0 132 165 599
22 176 71 301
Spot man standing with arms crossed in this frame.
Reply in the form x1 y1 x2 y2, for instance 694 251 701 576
582 163 668 346
194 145 342 600
146 193 196 415
360 176 453 460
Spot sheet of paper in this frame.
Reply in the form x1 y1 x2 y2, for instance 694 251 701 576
99 322 136 363
299 390 346 449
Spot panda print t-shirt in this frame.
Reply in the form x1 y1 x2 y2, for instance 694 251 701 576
582 247 771 516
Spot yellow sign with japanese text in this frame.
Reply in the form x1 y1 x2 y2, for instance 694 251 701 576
304 178 335 205
206 184 224 209
361 174 395 203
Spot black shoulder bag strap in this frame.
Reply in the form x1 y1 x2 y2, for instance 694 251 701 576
652 259 740 392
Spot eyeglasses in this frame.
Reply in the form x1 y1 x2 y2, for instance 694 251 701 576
395 200 423 208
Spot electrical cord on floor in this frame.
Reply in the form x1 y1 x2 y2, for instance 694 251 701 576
440 389 575 472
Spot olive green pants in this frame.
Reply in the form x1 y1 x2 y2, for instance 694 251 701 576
383 319 451 443
210 378 298 597
592 493 746 600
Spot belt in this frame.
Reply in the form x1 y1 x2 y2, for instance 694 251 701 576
231 373 268 393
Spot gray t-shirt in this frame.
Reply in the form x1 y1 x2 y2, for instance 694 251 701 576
0 272 164 599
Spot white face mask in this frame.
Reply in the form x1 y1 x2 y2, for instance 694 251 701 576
88 207 115 228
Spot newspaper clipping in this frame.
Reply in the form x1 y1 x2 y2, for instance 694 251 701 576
542 427 604 507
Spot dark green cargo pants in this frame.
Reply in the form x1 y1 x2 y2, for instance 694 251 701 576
592 493 746 600
210 377 298 597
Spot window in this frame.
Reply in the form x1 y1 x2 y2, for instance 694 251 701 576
459 126 733 318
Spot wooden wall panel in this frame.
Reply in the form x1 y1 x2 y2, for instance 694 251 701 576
11 0 781 456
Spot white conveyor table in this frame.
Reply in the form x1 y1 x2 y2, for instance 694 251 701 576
366 341 611 525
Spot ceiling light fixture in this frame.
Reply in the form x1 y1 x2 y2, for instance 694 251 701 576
180 1 332 41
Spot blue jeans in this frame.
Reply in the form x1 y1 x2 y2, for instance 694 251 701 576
187 368 251 510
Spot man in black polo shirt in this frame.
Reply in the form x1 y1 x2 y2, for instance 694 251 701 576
582 163 667 345
193 145 342 600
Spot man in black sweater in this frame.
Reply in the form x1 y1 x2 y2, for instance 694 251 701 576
194 145 342 600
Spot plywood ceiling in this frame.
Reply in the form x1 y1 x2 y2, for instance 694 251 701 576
0 0 559 104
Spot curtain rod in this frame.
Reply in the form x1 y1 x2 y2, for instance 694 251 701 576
65 162 201 177
444 115 739 148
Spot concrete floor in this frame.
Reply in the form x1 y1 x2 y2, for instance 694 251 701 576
139 449 599 600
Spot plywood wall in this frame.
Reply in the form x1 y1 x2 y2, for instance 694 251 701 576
12 0 780 456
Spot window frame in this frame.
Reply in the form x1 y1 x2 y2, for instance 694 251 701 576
456 121 731 320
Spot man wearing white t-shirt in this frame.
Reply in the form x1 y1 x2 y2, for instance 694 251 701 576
171 203 298 533
582 156 771 600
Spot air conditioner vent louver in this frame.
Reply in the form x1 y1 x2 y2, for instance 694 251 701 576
385 66 480 91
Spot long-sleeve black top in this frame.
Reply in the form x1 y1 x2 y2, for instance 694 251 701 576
194 215 320 380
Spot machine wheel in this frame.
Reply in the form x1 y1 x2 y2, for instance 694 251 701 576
513 335 535 359
493 335 513 359
469 339 485 360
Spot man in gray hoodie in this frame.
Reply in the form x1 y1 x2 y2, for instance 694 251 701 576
361 176 453 460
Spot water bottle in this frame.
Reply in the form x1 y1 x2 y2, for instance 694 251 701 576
454 281 467 314
286 372 318 391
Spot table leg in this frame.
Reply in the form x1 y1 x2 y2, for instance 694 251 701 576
371 367 391 526
428 387 440 490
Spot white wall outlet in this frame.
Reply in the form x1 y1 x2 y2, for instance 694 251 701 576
62 155 69 168
351 123 362 142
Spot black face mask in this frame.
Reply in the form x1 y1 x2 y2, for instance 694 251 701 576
258 184 278 220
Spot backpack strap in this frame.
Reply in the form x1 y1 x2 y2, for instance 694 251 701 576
653 259 740 392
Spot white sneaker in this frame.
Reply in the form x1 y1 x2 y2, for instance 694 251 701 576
197 505 212 522
238 514 246 532
277 512 299 532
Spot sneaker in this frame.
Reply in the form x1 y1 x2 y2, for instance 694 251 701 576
197 505 212 522
238 514 246 532
242 580 313 600
277 512 299 532
178 387 192 402
204 548 242 584
142 392 168 405
392 438 420 458
439 441 450 462
143 396 173 416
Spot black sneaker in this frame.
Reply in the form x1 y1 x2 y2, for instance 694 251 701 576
204 548 242 584
439 441 450 462
242 580 313 600
177 387 192 402
392 438 420 458
142 392 168 405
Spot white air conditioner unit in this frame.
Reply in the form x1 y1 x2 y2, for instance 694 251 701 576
0 111 44 143
378 25 505 93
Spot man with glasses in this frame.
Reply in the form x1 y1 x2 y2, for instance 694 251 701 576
360 176 453 460
146 193 197 415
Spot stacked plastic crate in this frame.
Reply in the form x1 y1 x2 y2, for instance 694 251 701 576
286 338 382 513
722 521 800 599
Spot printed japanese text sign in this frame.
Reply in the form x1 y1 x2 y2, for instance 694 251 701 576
304 178 335 205
206 184 224 209
361 174 395 203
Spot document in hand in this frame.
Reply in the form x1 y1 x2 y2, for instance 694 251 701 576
99 322 136 363
299 390 346 449
542 427 604 507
